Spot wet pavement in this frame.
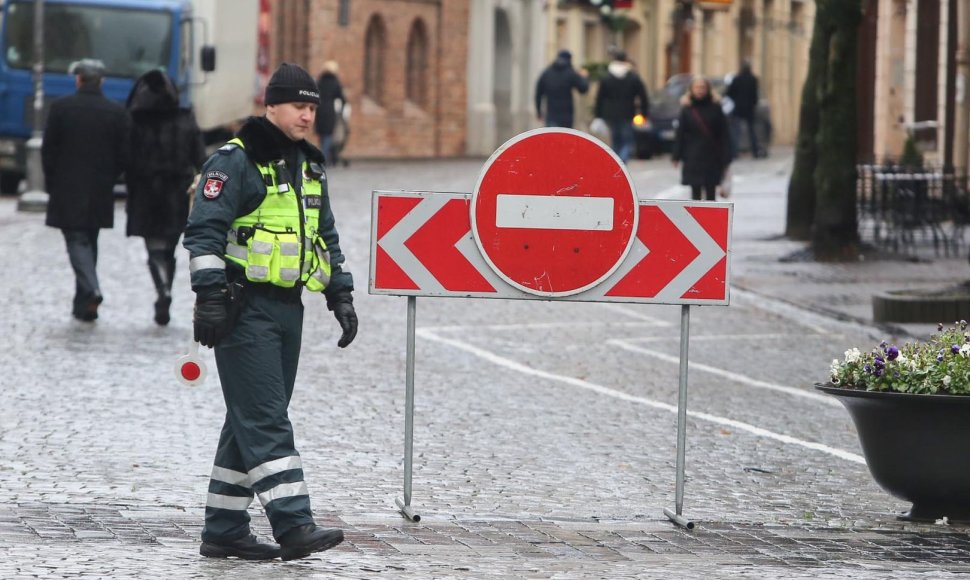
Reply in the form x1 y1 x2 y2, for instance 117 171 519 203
2 150 970 578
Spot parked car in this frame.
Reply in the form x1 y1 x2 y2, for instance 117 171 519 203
634 73 772 159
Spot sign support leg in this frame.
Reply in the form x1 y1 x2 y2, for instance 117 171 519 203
664 305 695 530
395 296 421 522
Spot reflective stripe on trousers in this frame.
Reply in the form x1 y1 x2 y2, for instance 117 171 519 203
205 455 309 512
200 291 314 543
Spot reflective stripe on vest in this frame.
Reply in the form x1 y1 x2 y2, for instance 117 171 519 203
221 138 331 291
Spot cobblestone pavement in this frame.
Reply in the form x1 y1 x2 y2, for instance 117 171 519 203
2 152 970 579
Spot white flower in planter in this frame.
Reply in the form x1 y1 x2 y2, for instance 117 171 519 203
830 321 970 395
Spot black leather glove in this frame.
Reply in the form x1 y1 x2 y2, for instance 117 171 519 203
193 286 231 348
328 292 357 348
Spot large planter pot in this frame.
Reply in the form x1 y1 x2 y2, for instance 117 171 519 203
872 288 970 323
817 384 970 522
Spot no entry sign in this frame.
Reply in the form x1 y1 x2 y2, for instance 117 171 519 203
369 130 733 530
370 192 731 305
471 129 638 296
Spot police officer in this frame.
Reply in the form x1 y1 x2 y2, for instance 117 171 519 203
183 62 358 561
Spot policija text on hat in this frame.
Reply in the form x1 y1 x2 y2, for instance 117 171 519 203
182 62 358 561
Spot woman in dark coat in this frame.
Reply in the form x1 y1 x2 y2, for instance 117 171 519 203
671 76 732 201
125 69 205 325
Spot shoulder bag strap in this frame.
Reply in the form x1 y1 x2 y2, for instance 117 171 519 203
690 107 715 142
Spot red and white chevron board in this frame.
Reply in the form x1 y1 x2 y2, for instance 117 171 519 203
369 190 732 305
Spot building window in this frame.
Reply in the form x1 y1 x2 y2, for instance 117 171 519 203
405 19 429 107
339 0 350 27
273 0 310 66
914 0 940 125
364 14 386 105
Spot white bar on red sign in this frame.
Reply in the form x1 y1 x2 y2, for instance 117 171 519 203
495 194 614 231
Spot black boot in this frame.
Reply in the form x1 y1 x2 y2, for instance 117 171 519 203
154 295 172 326
148 252 172 325
74 291 103 322
278 524 344 561
200 533 281 560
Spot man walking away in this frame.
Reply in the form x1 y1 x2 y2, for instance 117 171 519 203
42 59 129 322
184 62 358 561
535 49 589 128
594 51 649 163
725 60 765 158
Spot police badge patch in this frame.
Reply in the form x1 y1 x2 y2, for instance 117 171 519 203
202 171 229 199
202 179 223 199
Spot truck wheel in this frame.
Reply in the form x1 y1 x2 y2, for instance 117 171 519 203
0 172 22 195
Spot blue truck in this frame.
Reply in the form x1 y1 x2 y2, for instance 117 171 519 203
0 0 259 193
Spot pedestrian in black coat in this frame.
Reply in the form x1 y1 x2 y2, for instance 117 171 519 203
315 61 346 166
42 59 130 321
535 49 589 128
725 60 765 158
593 52 649 163
672 76 731 201
125 69 206 325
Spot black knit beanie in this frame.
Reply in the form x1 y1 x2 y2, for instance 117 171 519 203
265 63 320 105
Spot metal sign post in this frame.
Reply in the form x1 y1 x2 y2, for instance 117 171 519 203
371 129 732 528
18 0 48 212
663 305 695 529
394 296 421 522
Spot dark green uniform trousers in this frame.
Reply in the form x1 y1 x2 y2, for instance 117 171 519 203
202 290 314 543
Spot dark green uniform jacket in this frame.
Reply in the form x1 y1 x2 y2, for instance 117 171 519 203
183 116 353 300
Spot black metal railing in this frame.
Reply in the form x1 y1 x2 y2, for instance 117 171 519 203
856 164 969 257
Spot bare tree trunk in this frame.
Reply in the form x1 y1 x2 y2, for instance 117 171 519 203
812 0 863 260
785 6 827 241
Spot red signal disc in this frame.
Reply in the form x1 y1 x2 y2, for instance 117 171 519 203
181 361 202 381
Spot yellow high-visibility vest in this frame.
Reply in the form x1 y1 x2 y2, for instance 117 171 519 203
222 138 331 292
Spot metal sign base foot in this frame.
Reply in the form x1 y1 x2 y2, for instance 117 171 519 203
395 497 421 522
663 507 695 530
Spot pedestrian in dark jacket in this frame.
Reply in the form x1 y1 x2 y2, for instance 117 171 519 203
593 51 649 163
125 69 206 325
314 60 346 166
42 59 129 322
672 76 732 201
725 60 764 158
535 49 589 128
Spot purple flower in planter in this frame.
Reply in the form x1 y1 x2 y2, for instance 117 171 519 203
885 345 899 360
874 356 885 370
953 344 961 354
864 364 873 374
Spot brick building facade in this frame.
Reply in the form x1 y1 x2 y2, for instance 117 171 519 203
267 1 968 169
270 0 469 159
